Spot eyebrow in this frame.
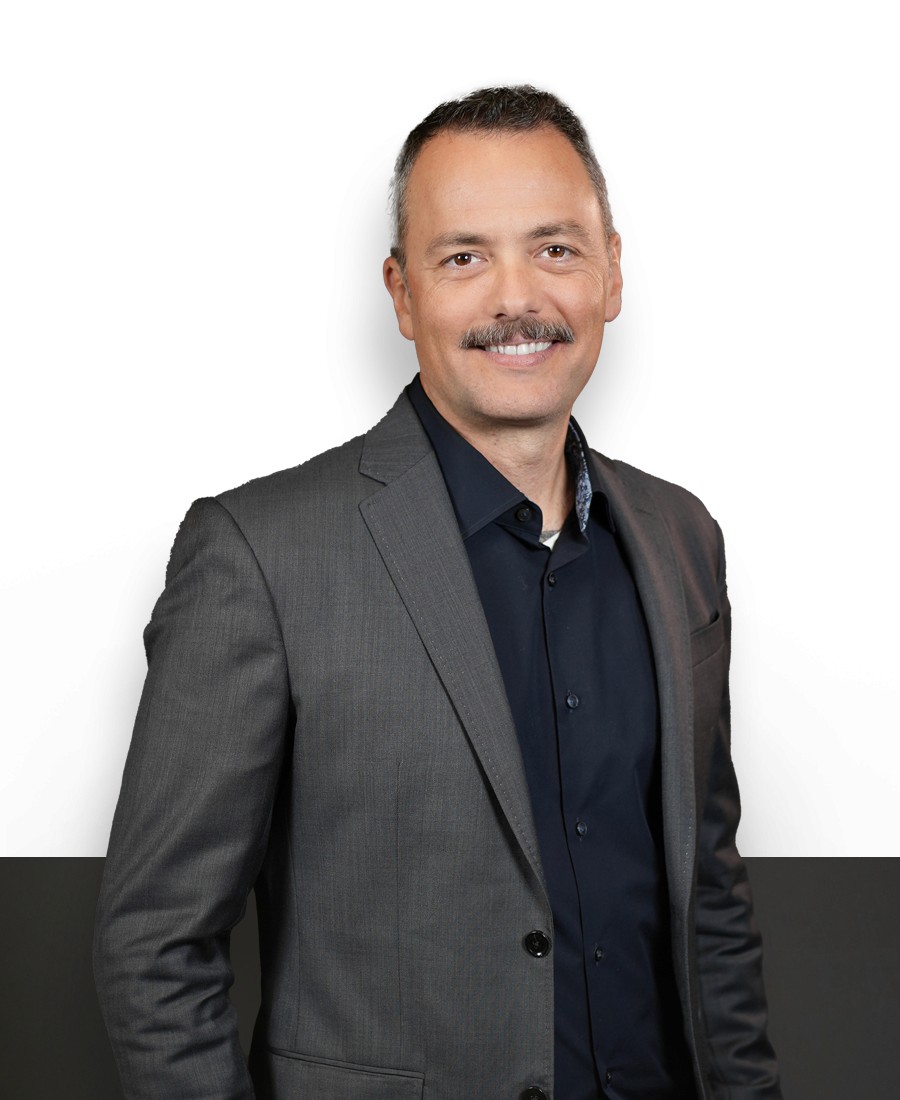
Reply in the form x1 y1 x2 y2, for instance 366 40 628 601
425 221 594 257
425 232 491 257
527 221 593 243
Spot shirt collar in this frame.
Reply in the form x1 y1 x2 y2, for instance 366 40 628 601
406 375 613 539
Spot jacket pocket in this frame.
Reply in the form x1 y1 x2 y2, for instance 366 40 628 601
253 1045 425 1099
690 611 728 747
690 610 725 668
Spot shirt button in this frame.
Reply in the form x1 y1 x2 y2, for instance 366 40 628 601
547 572 557 587
523 930 552 957
594 946 605 962
521 1088 547 1100
565 692 579 709
516 505 533 522
575 820 587 837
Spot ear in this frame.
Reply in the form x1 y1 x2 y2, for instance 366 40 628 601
605 233 623 322
383 256 415 341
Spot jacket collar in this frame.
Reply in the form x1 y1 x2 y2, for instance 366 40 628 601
359 390 550 898
586 450 697 922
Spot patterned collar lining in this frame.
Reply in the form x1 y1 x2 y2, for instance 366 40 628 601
566 422 593 533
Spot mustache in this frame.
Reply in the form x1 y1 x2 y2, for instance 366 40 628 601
459 318 575 349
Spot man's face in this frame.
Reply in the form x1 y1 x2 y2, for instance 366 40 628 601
384 125 622 436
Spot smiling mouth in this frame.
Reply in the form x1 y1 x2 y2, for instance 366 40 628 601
483 341 554 356
460 320 575 352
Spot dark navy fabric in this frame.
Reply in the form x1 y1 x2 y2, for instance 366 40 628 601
407 376 695 1100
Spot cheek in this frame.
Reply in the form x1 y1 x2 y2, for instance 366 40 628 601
552 271 608 320
580 271 609 311
415 284 474 342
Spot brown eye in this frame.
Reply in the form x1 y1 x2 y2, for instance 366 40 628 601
451 253 473 266
545 245 569 259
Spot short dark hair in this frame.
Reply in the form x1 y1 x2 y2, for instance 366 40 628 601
389 85 615 269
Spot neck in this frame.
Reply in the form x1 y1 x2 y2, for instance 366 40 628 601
433 403 575 532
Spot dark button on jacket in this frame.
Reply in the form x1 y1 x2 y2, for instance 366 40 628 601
524 930 552 957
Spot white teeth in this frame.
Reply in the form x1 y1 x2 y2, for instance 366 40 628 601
484 341 553 356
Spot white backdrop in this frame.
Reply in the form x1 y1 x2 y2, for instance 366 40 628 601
2 2 897 856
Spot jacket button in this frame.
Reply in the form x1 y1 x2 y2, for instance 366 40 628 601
521 1088 547 1100
524 930 551 957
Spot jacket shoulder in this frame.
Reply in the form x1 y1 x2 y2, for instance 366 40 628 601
594 451 725 587
212 431 370 527
602 453 716 523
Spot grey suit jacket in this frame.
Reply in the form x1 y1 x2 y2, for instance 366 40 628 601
94 390 781 1099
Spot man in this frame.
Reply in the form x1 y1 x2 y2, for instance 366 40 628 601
95 86 781 1099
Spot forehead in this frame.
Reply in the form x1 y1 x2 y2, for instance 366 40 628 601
403 126 603 242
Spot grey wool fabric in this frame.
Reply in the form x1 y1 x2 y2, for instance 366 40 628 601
94 390 780 1099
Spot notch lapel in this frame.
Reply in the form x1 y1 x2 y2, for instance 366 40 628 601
588 453 697 922
359 395 547 897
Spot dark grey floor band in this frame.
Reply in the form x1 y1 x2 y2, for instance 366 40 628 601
1 858 897 1098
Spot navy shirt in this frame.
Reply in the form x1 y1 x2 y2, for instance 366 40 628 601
408 377 695 1100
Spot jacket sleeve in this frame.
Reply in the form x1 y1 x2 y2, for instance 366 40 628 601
94 497 291 1100
693 522 782 1099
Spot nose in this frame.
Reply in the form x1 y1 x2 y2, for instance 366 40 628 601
489 257 543 320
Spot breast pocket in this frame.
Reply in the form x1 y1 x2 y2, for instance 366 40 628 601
689 611 729 805
690 611 727 737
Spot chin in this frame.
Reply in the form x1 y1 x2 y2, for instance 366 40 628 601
471 394 566 428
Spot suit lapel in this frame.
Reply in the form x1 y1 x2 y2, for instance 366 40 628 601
359 395 547 896
589 453 697 922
